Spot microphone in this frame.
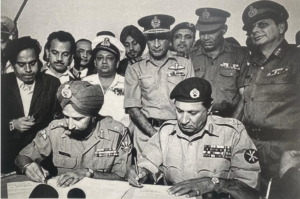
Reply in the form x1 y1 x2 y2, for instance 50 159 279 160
67 188 86 198
29 184 59 198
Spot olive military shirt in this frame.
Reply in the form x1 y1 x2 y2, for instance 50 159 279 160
138 116 260 189
243 40 300 130
124 51 194 120
190 42 249 117
19 117 132 177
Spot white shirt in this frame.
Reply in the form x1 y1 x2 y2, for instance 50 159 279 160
16 78 35 117
83 74 130 126
41 64 70 84
71 67 89 78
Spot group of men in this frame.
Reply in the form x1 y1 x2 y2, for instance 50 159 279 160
1 0 300 198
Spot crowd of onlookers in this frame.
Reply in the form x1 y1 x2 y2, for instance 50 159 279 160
1 0 300 198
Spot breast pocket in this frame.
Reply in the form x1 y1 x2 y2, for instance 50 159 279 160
197 158 230 178
92 156 115 172
219 69 239 90
163 155 182 183
53 155 77 169
139 75 155 88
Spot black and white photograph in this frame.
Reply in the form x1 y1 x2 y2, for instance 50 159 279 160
1 0 300 198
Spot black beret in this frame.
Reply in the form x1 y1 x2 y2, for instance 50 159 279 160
170 77 212 102
242 0 289 31
195 8 230 32
138 14 175 34
171 22 196 39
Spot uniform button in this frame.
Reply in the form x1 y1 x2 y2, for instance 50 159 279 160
189 143 193 146
248 115 251 118
261 67 264 70
251 98 254 101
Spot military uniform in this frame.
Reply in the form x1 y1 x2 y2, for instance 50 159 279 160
124 51 194 157
19 117 132 177
242 40 300 177
190 43 249 117
138 115 260 189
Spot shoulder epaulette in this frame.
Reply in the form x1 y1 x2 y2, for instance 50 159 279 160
50 119 67 130
213 116 244 133
103 117 124 135
128 56 143 65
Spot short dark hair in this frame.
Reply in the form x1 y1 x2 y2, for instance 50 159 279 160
5 36 41 65
43 30 76 60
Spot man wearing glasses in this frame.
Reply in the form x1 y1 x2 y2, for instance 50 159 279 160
1 36 61 174
124 14 194 159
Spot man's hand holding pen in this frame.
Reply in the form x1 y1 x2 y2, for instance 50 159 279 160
24 162 49 184
128 165 148 187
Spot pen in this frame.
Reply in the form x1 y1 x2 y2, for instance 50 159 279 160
1 171 17 178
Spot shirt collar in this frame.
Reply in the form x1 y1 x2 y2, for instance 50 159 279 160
16 77 35 91
72 67 88 77
195 41 232 57
145 51 177 67
43 65 70 78
174 115 217 141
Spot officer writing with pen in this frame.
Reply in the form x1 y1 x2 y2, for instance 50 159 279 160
15 81 132 187
127 77 260 199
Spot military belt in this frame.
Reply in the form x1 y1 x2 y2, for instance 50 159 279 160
246 126 300 141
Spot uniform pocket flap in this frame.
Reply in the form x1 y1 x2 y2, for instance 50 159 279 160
53 155 77 169
139 75 155 88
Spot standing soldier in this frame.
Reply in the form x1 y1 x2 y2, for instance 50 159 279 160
124 14 194 158
240 0 300 196
190 8 249 118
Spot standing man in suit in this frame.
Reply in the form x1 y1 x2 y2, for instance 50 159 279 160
1 36 61 173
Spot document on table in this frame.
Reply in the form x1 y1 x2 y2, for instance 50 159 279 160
7 178 196 198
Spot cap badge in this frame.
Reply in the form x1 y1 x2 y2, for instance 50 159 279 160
187 23 194 28
101 38 111 47
190 88 200 98
61 85 72 99
248 6 257 18
151 16 161 29
202 9 210 19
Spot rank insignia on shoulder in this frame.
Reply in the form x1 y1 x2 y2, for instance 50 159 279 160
244 149 259 164
129 57 142 64
176 52 189 59
220 63 240 70
39 130 47 140
203 145 231 159
266 68 288 77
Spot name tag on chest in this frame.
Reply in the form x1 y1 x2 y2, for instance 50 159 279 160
203 145 231 159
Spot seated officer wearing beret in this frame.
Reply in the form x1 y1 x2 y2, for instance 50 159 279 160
190 8 249 118
128 77 260 199
15 81 132 187
124 14 194 159
238 0 300 195
171 22 196 54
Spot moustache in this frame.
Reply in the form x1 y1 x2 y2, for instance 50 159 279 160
54 61 64 65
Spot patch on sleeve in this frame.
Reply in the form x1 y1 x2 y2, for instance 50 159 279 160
38 129 47 140
244 149 259 164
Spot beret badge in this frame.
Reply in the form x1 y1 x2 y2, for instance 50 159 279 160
202 9 210 19
190 88 200 98
61 85 72 99
151 16 161 29
248 6 257 18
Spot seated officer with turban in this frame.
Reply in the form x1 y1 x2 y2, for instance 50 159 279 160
15 81 132 187
127 77 260 199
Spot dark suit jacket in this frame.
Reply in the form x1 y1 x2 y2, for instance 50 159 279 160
1 72 61 173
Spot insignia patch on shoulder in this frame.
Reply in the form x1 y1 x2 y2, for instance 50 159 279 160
244 149 259 164
39 130 47 140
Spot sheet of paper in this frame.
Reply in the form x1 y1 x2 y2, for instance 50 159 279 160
124 184 196 199
7 177 132 199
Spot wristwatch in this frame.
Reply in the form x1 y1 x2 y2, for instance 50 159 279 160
87 168 94 178
9 120 15 131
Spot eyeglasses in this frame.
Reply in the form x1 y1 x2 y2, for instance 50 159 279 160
16 60 38 67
